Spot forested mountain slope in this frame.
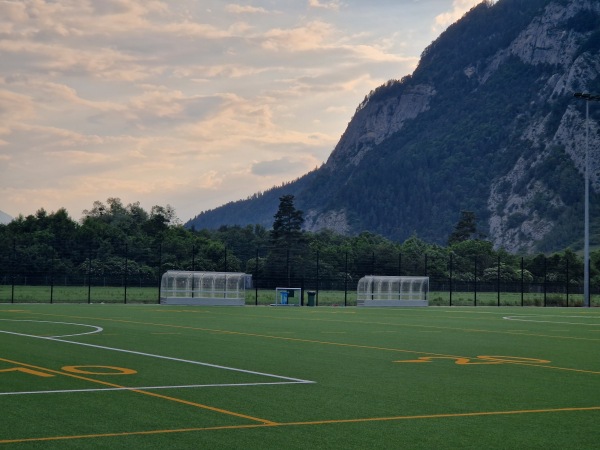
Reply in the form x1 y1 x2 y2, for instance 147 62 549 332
186 0 600 253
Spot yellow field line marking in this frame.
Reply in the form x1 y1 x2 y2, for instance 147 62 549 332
11 310 600 342
282 405 600 426
510 362 600 376
0 424 270 445
10 312 600 375
2 405 599 444
0 357 275 425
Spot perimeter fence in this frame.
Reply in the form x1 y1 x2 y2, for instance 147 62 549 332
0 238 596 307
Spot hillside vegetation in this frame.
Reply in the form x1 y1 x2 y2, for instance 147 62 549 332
187 0 600 254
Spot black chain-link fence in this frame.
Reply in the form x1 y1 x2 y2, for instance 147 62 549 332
0 239 595 306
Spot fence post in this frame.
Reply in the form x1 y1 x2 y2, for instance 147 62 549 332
398 252 402 276
566 258 569 307
543 256 547 307
344 251 348 307
11 239 15 303
316 250 320 306
497 255 500 307
191 244 195 298
286 248 290 287
372 251 375 276
87 242 92 304
254 249 259 305
474 257 477 306
521 257 524 307
124 243 128 304
157 243 162 304
50 245 55 304
449 253 453 307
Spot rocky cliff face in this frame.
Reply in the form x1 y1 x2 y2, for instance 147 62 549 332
326 83 436 169
310 0 600 251
188 0 600 253
484 0 600 251
0 210 12 225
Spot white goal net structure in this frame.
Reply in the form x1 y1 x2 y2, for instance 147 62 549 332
357 276 429 307
160 271 247 306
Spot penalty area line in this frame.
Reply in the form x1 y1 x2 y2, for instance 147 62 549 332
1 328 314 384
0 380 315 397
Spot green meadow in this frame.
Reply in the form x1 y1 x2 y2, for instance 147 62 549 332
0 304 599 449
0 285 589 307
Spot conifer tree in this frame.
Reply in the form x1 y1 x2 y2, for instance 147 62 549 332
270 195 304 247
448 210 482 245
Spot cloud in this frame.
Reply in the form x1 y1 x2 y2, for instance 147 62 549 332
226 4 270 15
308 0 343 11
0 88 36 123
350 44 418 63
251 157 314 176
0 0 462 220
433 0 483 32
262 20 336 52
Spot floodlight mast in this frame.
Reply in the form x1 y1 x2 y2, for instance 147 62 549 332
574 92 600 307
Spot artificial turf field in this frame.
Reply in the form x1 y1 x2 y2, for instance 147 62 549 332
0 304 599 449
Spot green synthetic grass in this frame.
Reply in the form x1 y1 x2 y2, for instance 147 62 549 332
1 304 599 448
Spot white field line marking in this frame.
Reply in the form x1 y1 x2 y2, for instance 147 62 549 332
0 323 315 388
0 381 312 396
0 319 103 338
503 316 600 326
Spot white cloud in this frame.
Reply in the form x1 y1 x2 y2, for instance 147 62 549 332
434 0 483 32
0 89 36 123
226 4 270 15
251 156 314 176
262 20 336 52
0 0 469 220
308 0 343 11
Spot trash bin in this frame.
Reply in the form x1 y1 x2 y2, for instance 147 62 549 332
280 290 288 305
307 291 316 307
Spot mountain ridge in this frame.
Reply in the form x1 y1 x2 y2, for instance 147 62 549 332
186 0 600 254
0 210 13 225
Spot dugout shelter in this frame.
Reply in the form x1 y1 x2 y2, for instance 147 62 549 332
160 271 247 306
357 275 429 307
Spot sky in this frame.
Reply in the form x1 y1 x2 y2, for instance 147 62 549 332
0 0 483 223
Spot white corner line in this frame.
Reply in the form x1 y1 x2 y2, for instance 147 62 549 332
0 380 316 397
0 327 315 384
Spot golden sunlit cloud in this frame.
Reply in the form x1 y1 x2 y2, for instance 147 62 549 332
434 0 483 32
0 0 466 220
308 0 343 11
226 4 270 14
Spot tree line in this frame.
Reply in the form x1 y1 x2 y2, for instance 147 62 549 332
0 197 595 288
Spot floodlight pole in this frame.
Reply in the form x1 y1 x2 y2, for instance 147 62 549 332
574 92 600 307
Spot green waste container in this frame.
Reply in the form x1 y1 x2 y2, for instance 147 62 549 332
307 291 316 307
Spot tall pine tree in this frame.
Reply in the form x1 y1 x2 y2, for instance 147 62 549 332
270 195 304 248
448 210 483 245
266 195 306 282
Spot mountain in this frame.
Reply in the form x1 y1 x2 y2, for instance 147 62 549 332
0 210 13 225
186 0 600 254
